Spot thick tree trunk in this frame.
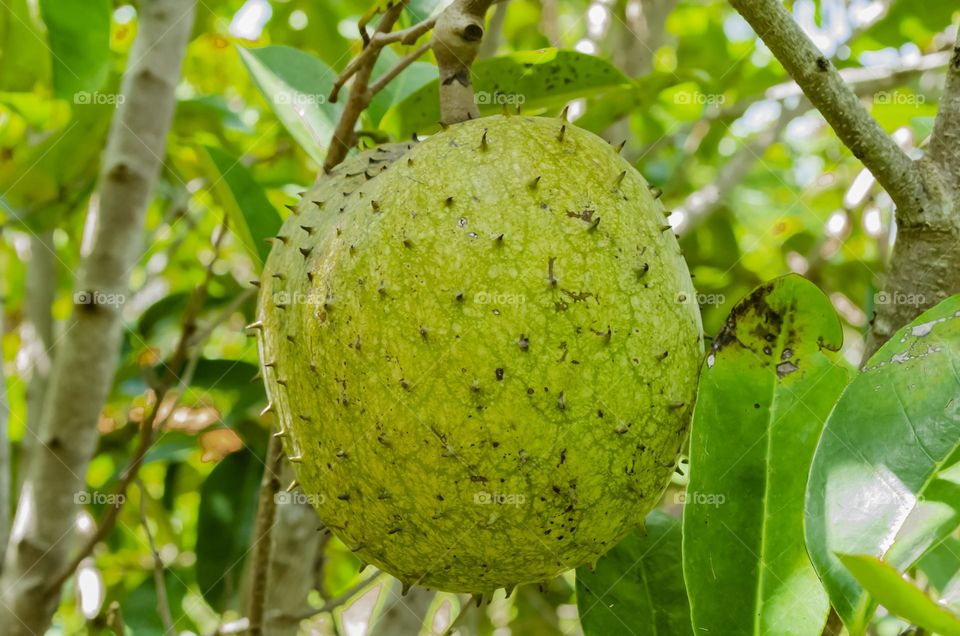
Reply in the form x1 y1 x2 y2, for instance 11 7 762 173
263 461 325 635
0 1 195 632
866 33 960 355
728 0 960 357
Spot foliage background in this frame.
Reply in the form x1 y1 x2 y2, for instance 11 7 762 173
0 0 956 633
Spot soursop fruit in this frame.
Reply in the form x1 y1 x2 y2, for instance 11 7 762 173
255 114 703 594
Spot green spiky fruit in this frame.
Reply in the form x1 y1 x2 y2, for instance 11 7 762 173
256 115 702 594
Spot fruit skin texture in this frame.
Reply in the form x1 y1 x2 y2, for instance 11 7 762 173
257 115 703 594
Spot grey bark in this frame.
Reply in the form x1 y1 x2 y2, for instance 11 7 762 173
262 461 325 636
728 0 960 356
0 1 196 633
866 29 960 355
20 230 56 478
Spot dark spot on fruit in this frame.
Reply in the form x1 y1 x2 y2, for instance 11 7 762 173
495 368 504 381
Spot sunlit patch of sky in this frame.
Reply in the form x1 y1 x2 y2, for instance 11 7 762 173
586 3 609 39
844 169 875 208
289 9 308 31
338 18 360 39
113 4 136 24
733 100 781 136
722 13 753 42
574 39 597 55
792 155 825 188
230 0 272 40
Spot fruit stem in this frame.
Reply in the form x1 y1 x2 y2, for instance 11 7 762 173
433 0 500 124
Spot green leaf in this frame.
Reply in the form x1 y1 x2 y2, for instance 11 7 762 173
39 0 111 98
196 448 263 609
237 45 342 165
366 47 436 127
0 102 112 229
0 0 51 91
838 554 960 636
917 537 960 613
201 145 282 268
805 295 960 634
683 274 847 635
380 49 631 137
577 511 692 636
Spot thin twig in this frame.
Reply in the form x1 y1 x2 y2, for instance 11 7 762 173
247 435 285 636
369 40 433 94
136 480 174 635
325 2 412 170
329 16 438 102
267 573 380 624
49 218 231 592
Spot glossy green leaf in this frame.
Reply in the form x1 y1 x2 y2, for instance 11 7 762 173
380 49 631 137
577 511 692 636
237 45 342 165
805 295 960 634
838 554 960 636
39 0 111 98
201 144 282 268
196 448 263 609
683 274 847 635
917 537 960 613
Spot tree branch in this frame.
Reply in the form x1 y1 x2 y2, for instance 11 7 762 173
715 50 952 121
324 2 436 171
728 0 925 212
137 480 174 635
247 434 284 636
0 5 196 630
864 24 960 357
20 231 56 480
928 28 960 192
48 217 228 593
260 459 325 635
